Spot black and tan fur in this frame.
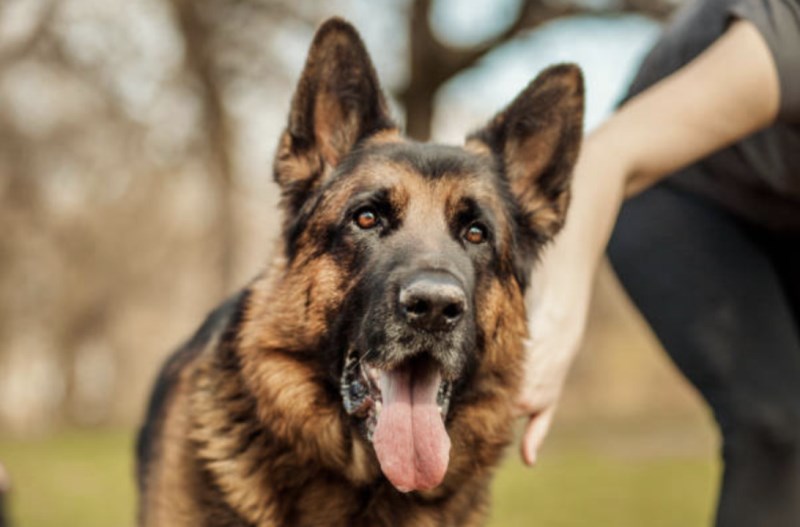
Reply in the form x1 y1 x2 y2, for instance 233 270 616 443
137 17 583 527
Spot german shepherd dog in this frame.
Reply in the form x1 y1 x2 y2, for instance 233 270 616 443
137 17 583 527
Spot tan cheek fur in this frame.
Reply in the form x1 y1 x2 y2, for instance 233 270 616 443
445 279 526 483
146 167 530 527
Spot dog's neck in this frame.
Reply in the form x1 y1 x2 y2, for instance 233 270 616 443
183 277 389 523
185 263 528 525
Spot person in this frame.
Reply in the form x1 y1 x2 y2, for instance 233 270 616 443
516 0 800 524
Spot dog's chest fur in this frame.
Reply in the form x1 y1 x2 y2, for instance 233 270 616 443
137 285 519 527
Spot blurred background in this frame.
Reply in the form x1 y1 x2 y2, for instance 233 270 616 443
0 0 720 525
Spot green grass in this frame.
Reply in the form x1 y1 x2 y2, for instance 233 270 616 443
489 448 717 527
0 429 136 527
0 425 718 527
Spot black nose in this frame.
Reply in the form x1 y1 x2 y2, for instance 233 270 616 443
399 271 467 332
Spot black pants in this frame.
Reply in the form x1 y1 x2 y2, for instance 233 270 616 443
608 180 800 526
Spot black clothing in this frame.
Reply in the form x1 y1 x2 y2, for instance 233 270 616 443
625 0 800 230
609 181 800 526
610 1 800 524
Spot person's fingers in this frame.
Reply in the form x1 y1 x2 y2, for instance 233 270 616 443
513 393 535 418
521 405 556 466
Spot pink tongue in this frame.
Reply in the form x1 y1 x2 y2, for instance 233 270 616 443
372 360 450 492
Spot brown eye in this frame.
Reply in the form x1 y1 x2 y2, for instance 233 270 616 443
464 223 487 244
354 208 379 229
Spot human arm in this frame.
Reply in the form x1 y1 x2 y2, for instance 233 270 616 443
517 18 780 465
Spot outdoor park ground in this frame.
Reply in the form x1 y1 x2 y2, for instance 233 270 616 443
0 416 719 527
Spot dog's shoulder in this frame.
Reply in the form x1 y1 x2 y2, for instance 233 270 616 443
135 289 249 491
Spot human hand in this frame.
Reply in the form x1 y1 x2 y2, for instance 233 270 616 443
515 253 592 466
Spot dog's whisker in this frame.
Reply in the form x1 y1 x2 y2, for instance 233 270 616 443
359 348 378 364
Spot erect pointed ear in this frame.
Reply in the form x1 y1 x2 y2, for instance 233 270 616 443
274 17 397 214
467 64 584 241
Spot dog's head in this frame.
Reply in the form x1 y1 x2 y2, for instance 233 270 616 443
272 18 583 493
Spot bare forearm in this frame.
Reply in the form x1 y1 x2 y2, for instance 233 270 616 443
530 136 625 313
537 20 780 292
614 20 779 196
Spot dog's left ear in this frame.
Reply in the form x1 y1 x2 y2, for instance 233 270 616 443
468 64 584 241
274 17 396 214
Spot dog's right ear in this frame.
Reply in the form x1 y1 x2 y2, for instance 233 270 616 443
274 18 396 214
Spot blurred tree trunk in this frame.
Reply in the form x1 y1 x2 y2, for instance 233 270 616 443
401 0 674 140
173 0 236 296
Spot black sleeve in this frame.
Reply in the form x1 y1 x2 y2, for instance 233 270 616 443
622 0 733 102
730 0 800 121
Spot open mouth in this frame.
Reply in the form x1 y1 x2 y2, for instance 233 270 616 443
340 348 453 492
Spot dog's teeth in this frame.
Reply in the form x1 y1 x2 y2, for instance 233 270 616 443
374 400 382 414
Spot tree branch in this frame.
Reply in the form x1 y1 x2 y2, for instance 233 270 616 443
416 0 672 91
171 0 237 293
401 0 675 139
